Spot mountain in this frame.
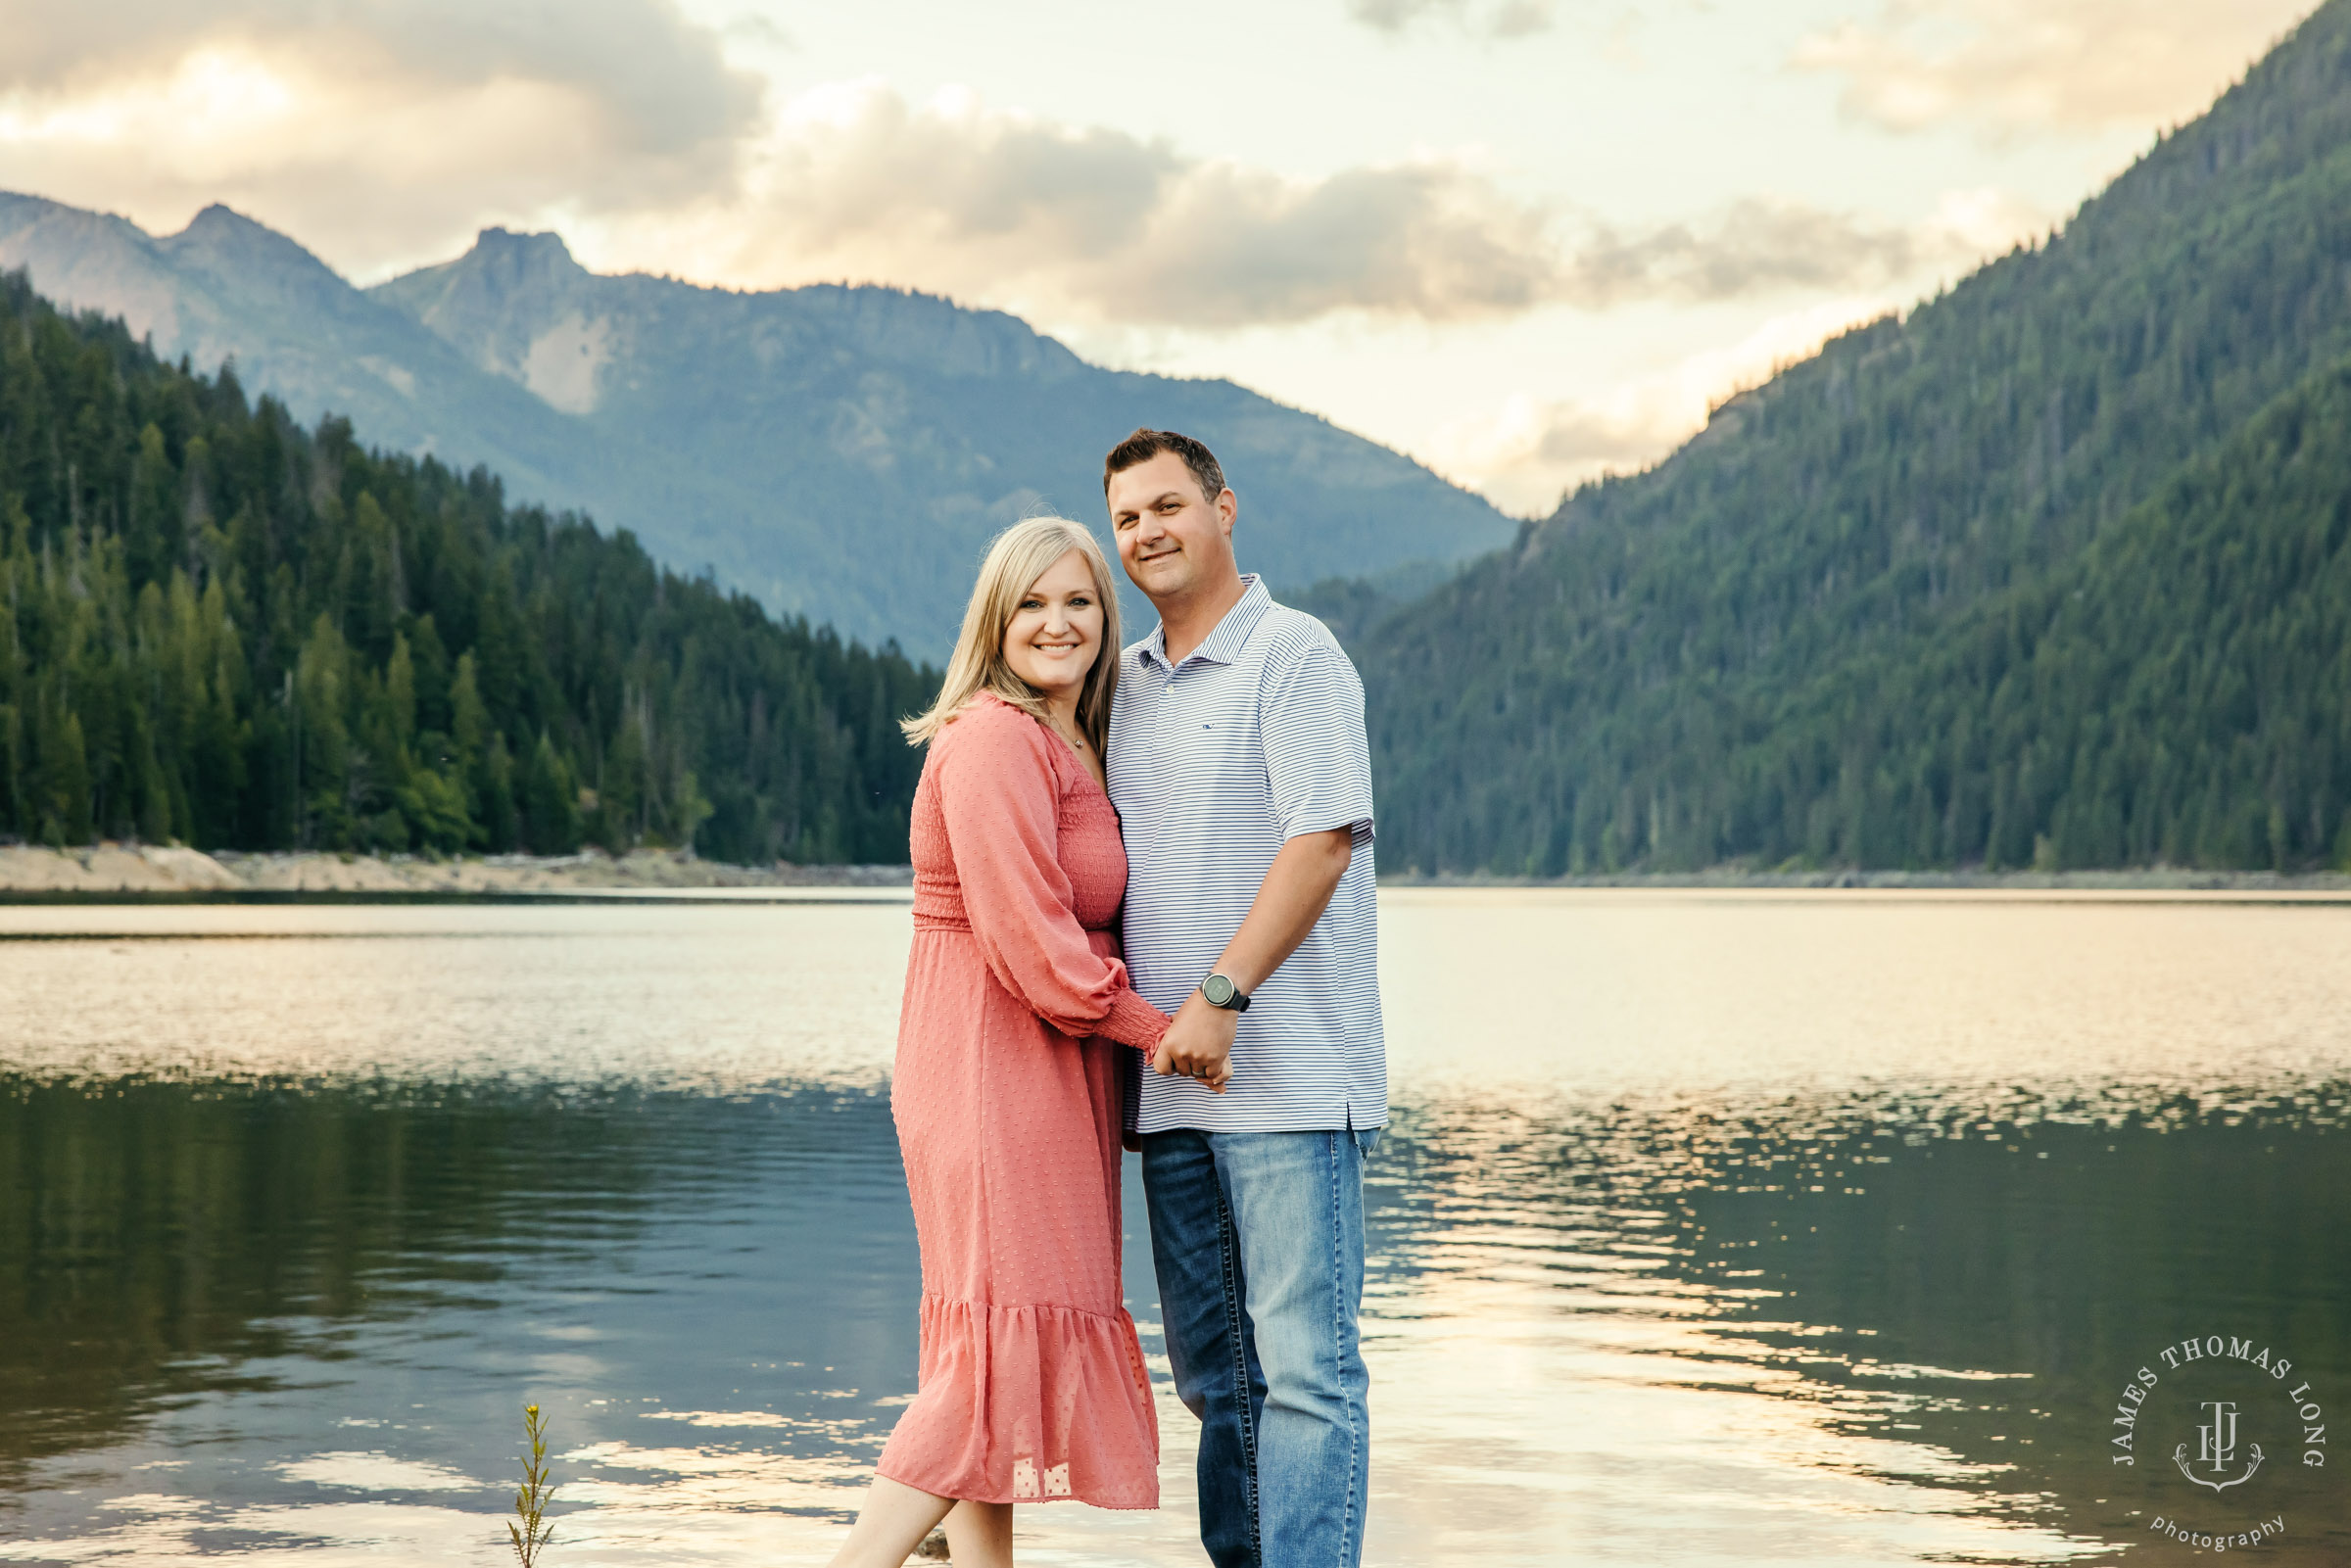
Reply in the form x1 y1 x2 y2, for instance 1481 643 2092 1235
0 196 615 508
0 197 1514 653
368 231 1514 644
0 270 932 862
1356 0 2351 875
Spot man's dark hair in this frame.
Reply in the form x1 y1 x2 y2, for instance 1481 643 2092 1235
1102 428 1227 504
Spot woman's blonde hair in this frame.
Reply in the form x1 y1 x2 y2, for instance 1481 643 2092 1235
901 516 1124 753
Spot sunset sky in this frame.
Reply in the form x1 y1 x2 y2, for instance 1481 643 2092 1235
0 0 2321 513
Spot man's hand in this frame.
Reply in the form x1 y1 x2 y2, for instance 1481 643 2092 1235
1148 827 1354 1099
1153 989 1238 1092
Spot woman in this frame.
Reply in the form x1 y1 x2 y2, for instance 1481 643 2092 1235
828 517 1170 1568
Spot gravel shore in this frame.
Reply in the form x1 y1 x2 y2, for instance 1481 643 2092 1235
0 843 912 896
7 842 2342 899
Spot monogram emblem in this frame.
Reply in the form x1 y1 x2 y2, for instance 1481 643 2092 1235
2174 1400 2264 1493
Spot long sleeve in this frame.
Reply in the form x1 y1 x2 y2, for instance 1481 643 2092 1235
933 703 1172 1051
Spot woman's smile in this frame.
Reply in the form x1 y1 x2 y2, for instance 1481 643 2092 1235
1001 547 1105 704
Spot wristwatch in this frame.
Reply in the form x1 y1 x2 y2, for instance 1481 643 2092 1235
1200 974 1252 1013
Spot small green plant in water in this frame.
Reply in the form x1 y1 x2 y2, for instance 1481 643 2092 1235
509 1402 556 1566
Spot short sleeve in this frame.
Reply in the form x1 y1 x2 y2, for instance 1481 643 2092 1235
1258 629 1375 846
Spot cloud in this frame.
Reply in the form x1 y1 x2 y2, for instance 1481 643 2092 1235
1346 0 1559 38
0 0 761 273
649 84 1562 329
1570 186 2044 305
601 85 2032 333
1427 387 1680 515
0 5 2043 337
1791 0 2315 137
1567 200 1920 306
1426 261 2036 515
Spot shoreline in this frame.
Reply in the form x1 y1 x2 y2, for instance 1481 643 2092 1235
1383 867 2351 893
3 843 2347 902
0 843 914 899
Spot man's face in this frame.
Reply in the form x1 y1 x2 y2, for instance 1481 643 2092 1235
1107 451 1236 602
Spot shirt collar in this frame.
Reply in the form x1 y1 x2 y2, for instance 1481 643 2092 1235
1140 575 1271 672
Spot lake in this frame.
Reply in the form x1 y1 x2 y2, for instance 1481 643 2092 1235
1 890 2346 1565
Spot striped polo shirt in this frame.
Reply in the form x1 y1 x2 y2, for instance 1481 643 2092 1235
1108 575 1387 1134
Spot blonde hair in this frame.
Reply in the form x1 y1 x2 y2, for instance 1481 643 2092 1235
902 517 1124 753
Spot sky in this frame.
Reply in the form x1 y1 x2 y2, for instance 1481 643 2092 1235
0 0 2323 514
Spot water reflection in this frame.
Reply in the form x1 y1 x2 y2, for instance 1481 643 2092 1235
1 895 2347 1564
1367 1089 2349 1563
0 1076 924 1564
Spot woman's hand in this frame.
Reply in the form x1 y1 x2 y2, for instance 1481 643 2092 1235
1152 991 1237 1092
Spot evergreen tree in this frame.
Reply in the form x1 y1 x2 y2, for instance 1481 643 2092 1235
0 271 936 863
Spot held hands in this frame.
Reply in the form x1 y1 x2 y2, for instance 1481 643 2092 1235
1152 989 1238 1093
1145 831 1346 1099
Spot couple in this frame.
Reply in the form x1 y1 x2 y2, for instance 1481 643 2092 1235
828 429 1386 1568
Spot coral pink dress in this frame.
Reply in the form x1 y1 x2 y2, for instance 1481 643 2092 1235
876 692 1170 1509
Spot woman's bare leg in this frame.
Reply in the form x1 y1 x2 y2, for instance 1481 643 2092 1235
941 1499 1015 1568
825 1475 957 1568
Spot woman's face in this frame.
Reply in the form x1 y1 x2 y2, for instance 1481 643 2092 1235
1002 547 1105 706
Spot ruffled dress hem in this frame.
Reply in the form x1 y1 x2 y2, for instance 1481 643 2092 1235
874 1291 1161 1510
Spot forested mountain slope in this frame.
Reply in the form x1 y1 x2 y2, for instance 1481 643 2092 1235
0 272 931 863
0 196 1513 655
1361 0 2351 874
1759 356 2351 873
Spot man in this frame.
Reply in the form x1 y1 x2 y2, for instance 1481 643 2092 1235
1102 427 1386 1568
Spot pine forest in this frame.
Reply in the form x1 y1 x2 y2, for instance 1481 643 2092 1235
0 273 932 865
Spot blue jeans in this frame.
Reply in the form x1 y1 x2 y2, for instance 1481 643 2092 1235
1142 1126 1377 1568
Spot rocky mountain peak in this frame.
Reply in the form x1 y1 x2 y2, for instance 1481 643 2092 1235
160 202 359 320
457 226 587 294
181 202 262 236
168 203 332 271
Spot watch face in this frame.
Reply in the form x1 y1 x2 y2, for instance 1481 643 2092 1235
1203 974 1235 1007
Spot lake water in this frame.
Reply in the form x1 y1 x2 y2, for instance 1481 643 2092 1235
1 890 2346 1565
